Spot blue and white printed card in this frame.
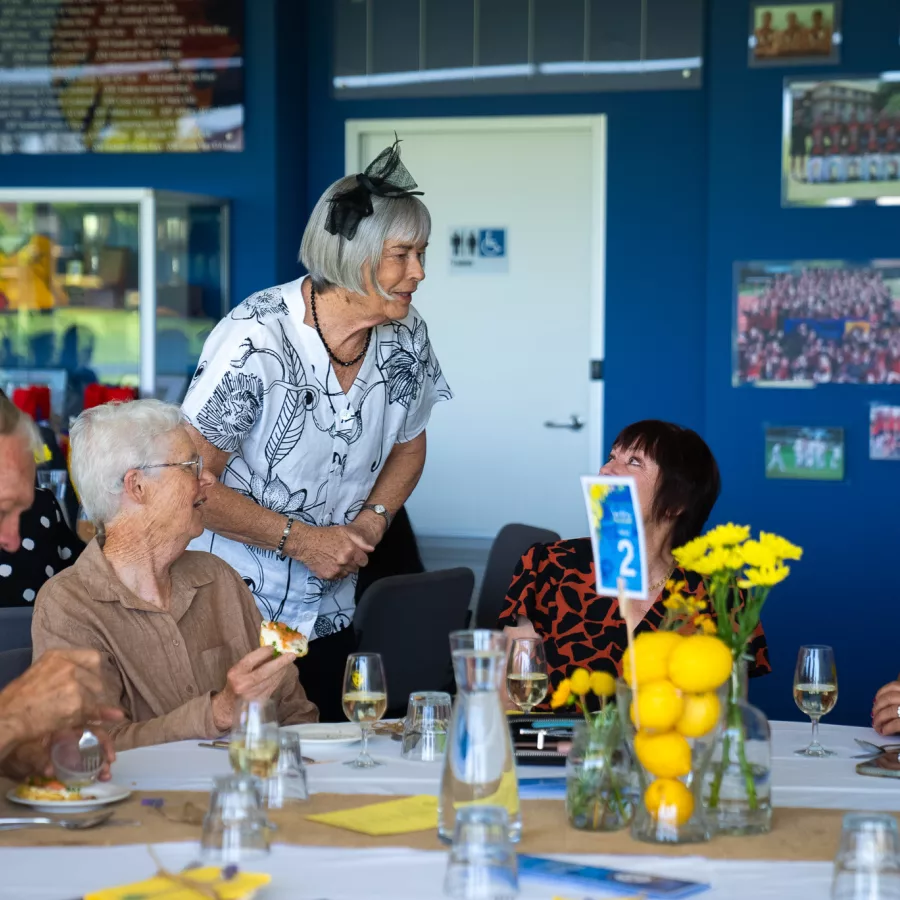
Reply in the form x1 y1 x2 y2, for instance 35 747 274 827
581 475 649 600
518 855 710 898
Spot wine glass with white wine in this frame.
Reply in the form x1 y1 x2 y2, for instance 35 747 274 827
506 637 549 715
229 698 280 779
342 653 387 769
793 645 838 757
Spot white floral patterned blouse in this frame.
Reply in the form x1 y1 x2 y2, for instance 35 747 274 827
181 277 451 641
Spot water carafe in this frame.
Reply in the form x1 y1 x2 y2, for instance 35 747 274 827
438 630 521 844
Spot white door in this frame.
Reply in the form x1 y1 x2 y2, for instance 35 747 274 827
347 116 606 541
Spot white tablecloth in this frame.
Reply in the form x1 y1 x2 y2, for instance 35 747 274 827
109 721 900 812
0 842 834 900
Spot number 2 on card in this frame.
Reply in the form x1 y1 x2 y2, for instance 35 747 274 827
617 539 636 578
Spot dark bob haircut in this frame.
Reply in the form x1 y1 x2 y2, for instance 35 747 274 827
611 420 721 550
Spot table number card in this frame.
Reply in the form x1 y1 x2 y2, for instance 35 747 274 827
581 475 648 600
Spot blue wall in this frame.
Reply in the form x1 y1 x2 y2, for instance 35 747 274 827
303 0 898 727
5 0 896 727
706 0 900 727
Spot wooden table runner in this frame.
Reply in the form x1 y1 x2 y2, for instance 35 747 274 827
0 783 853 861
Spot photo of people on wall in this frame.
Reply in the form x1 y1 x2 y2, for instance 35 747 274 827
765 426 844 481
870 404 900 461
784 75 900 206
750 3 840 66
734 261 900 386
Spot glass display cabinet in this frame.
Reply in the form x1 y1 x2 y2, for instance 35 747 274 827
0 188 229 425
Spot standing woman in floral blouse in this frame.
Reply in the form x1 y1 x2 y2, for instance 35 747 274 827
182 140 451 720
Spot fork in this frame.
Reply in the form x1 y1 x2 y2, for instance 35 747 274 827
0 810 114 830
52 729 104 786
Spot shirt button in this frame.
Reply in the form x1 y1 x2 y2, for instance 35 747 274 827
186 685 194 694
173 639 180 647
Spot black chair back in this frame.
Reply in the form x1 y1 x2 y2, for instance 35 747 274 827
474 523 561 629
0 607 34 653
353 567 475 716
0 647 31 691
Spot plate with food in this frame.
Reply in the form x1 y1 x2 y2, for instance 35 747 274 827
7 776 131 813
289 722 362 747
260 620 308 657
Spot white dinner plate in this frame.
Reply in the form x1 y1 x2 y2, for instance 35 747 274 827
7 782 131 814
291 722 361 746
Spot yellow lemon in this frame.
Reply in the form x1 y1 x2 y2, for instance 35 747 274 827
630 679 684 733
643 778 694 826
675 692 721 738
621 631 684 687
633 730 692 779
667 634 732 693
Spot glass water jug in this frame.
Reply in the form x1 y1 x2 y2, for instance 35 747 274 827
438 630 522 844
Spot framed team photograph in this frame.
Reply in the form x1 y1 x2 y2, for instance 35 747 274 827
765 426 844 480
749 2 841 67
783 74 900 207
870 404 900 460
734 260 900 387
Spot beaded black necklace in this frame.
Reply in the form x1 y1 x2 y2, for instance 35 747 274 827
309 284 372 368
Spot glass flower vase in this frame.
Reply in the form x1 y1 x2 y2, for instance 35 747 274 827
617 679 725 845
703 656 772 836
565 720 634 832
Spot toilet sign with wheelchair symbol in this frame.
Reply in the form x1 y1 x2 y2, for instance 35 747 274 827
449 227 509 274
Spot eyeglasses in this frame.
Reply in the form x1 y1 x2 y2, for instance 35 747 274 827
136 457 204 479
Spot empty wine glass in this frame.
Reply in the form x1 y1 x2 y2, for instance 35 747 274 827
229 699 280 779
794 645 838 757
505 637 548 714
342 653 387 769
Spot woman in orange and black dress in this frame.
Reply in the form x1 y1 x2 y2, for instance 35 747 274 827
499 420 770 700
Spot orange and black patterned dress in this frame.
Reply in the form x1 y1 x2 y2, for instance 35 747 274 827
497 538 771 698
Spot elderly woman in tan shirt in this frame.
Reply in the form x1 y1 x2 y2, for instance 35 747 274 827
32 400 317 750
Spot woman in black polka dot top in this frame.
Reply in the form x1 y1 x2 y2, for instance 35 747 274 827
0 488 84 606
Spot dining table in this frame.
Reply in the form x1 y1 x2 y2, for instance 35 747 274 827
1 720 898 900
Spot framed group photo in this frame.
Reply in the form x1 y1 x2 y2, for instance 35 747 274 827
783 73 900 207
750 2 841 67
734 260 900 386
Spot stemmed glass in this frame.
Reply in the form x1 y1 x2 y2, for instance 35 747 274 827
342 653 387 769
229 699 281 778
793 645 838 757
505 637 549 715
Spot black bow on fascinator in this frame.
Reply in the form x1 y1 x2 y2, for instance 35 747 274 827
325 135 424 240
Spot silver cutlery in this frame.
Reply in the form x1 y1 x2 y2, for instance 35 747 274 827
853 738 900 759
51 729 104 786
0 809 114 831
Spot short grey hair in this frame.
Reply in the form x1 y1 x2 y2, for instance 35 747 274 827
70 399 184 526
0 392 42 456
300 175 431 299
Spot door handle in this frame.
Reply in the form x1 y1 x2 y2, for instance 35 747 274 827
544 415 585 432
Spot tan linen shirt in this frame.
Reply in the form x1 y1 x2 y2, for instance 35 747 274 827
32 539 318 749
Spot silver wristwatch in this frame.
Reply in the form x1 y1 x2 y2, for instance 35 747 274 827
361 503 392 530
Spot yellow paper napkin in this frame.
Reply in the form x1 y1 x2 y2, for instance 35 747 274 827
85 866 271 900
306 794 439 836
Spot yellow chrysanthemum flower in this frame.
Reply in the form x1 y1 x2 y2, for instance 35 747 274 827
705 523 751 548
663 596 684 611
672 536 709 568
569 668 591 696
666 579 687 595
589 670 616 698
737 564 790 588
689 546 743 576
550 680 572 709
759 531 803 562
692 613 717 635
739 539 778 570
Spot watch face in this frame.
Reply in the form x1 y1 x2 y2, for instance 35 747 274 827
374 505 386 514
